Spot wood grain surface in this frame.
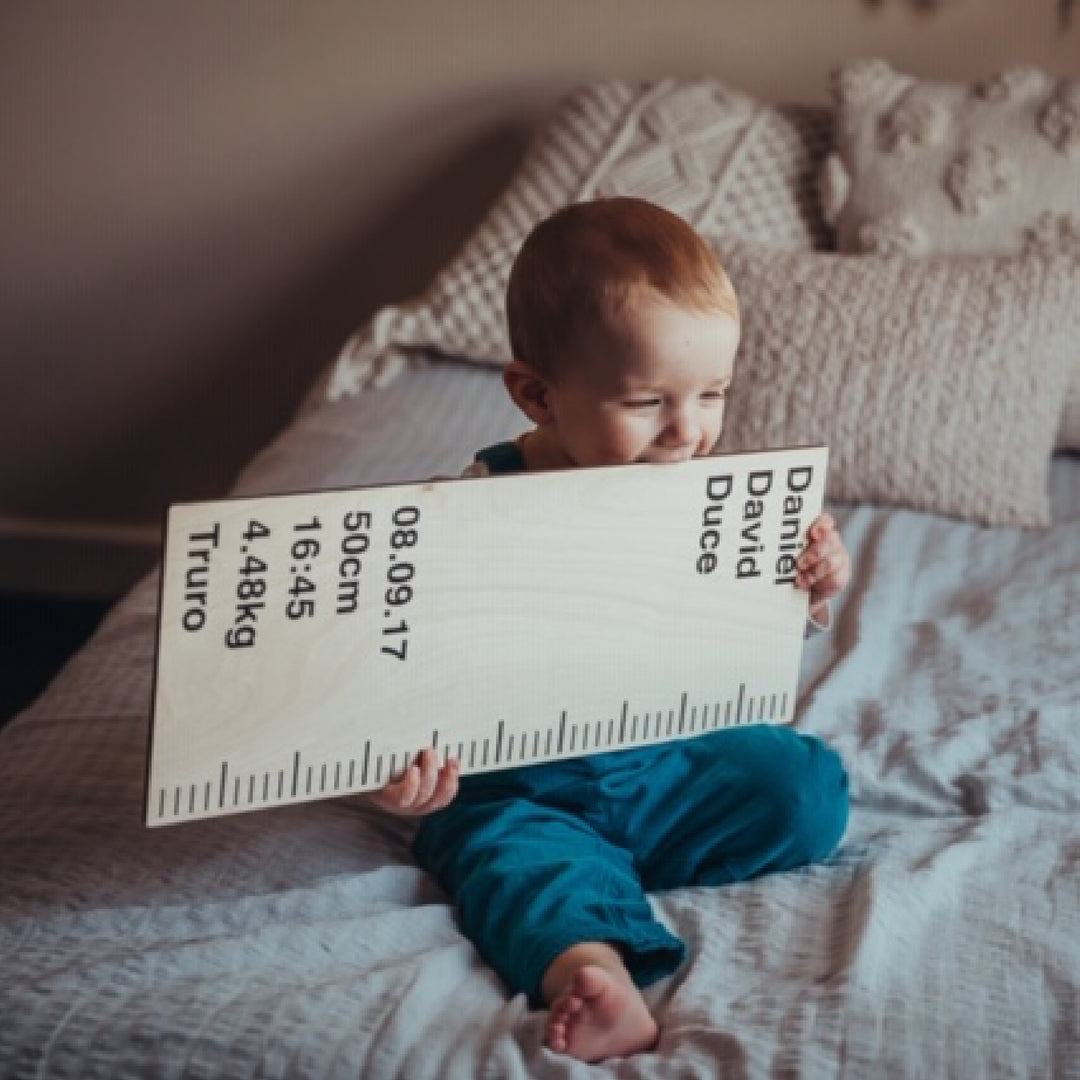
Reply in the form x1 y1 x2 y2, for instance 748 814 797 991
146 446 827 825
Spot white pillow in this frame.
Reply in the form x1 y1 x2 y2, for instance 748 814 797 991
821 59 1080 449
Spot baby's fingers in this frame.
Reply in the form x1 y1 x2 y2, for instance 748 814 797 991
368 761 421 812
366 751 459 816
419 758 460 813
798 548 846 589
807 512 837 543
411 748 443 807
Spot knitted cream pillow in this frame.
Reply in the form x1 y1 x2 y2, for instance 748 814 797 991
820 59 1080 449
717 243 1077 527
327 79 833 399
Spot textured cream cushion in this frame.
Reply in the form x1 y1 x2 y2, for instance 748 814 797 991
821 59 1080 448
327 79 833 399
717 243 1078 527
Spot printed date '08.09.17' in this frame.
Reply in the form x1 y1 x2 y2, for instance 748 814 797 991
178 505 422 657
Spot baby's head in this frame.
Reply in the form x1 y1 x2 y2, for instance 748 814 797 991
504 197 740 468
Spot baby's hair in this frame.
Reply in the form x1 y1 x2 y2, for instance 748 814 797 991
506 196 738 376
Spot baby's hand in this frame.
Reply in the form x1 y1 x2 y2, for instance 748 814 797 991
796 513 851 626
365 748 460 816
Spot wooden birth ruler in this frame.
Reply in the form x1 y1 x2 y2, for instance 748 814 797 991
146 445 828 826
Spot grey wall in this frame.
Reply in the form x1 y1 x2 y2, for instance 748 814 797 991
2 0 1076 594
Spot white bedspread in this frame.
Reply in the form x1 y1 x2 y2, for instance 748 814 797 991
2 360 1078 1079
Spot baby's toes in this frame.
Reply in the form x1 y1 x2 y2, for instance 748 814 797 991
546 994 581 1052
546 1013 569 1052
556 997 582 1025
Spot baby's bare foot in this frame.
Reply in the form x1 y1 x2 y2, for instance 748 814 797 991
544 964 658 1062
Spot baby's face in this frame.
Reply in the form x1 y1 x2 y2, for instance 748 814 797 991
545 291 739 467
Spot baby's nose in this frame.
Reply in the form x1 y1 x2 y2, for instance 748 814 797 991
661 406 700 446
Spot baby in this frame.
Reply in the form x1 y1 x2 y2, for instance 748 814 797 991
369 197 852 1063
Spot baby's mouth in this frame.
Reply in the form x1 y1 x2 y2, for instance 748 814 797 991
643 449 696 464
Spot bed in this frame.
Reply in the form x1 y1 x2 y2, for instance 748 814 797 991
3 64 1080 1079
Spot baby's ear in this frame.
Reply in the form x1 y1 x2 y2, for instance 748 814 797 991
503 360 553 424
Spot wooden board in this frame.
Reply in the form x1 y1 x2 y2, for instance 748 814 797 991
145 445 827 826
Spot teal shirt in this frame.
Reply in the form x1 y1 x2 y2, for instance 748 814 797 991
472 440 526 475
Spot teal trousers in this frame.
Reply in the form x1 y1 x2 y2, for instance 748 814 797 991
413 724 849 1006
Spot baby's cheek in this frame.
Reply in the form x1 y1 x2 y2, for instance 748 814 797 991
708 409 725 446
615 420 658 460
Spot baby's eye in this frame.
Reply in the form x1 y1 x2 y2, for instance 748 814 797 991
623 398 661 409
701 390 727 403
